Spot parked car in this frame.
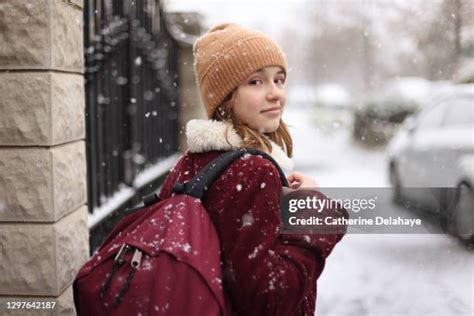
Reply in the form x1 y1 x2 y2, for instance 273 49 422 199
312 83 353 132
388 84 474 243
286 85 318 109
353 77 432 145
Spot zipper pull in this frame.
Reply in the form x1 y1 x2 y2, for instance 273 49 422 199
101 244 129 299
131 248 142 269
114 244 128 262
113 250 141 307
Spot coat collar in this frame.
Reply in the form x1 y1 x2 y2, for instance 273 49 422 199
186 119 294 172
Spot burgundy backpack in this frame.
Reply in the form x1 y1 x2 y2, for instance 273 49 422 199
73 149 288 316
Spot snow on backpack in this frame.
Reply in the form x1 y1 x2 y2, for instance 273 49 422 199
73 149 289 316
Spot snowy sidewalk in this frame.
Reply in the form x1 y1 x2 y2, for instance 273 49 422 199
284 107 473 316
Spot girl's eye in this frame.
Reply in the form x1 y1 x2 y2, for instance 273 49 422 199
275 78 285 85
249 79 262 86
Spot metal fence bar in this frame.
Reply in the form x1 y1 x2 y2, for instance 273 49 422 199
84 0 180 220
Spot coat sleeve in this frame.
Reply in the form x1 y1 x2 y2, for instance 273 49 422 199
220 158 347 316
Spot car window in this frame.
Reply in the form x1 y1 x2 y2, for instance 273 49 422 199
442 98 474 126
416 103 447 131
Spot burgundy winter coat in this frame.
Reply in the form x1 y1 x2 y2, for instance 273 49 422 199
158 149 347 316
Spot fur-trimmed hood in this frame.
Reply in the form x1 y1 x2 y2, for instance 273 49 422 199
186 119 294 172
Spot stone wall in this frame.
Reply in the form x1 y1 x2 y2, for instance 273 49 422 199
0 0 88 315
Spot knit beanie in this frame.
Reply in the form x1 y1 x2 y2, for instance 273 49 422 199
193 23 288 118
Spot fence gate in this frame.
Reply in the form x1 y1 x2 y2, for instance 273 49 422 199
84 0 180 252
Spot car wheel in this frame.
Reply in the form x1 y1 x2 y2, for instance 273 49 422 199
389 163 403 203
449 183 474 244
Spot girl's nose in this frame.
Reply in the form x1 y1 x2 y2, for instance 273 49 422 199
266 82 284 101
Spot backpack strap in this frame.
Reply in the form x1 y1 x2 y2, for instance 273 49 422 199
126 149 290 215
173 148 289 200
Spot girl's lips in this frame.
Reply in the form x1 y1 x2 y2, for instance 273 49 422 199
261 108 281 116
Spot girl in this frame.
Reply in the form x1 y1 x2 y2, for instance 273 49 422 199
158 23 347 315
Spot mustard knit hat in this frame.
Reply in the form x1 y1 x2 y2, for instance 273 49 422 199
193 23 288 118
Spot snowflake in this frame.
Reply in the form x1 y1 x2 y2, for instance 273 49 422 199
142 260 153 271
248 244 264 259
241 213 254 227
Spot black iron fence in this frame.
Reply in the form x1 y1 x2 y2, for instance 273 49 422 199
84 0 180 250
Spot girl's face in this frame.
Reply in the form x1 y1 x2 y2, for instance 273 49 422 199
232 66 286 133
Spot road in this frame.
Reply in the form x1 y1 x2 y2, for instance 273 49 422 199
285 107 474 316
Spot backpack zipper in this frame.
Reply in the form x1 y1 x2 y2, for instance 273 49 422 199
112 248 143 307
99 244 129 299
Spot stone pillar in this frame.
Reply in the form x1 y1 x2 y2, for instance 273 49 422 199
178 45 207 151
0 1 88 315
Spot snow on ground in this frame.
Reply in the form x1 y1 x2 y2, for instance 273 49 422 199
284 106 474 316
318 234 473 316
285 106 389 188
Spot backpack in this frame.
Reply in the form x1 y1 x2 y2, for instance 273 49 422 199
73 149 289 316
